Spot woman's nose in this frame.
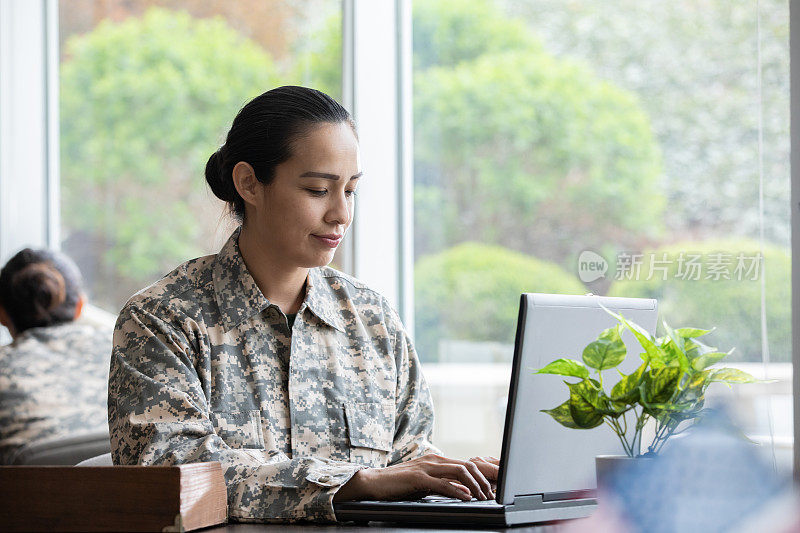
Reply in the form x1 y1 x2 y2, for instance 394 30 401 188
326 190 351 226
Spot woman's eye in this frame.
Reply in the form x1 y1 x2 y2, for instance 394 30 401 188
345 189 357 198
306 189 327 197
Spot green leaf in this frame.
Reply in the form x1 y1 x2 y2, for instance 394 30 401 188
535 358 589 379
662 340 690 374
644 366 683 404
541 401 581 429
685 338 718 360
643 400 696 412
687 369 713 389
607 400 630 414
568 402 604 428
675 327 713 338
662 319 685 352
710 368 758 384
604 307 662 363
567 379 605 408
582 325 627 370
682 369 713 401
647 340 685 374
638 340 667 365
658 340 681 364
691 351 730 371
566 380 605 428
659 321 690 373
610 362 647 404
592 381 628 417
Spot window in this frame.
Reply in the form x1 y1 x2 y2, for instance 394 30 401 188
3 0 788 472
59 0 342 313
412 0 791 470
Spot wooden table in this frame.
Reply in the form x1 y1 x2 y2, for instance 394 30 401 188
205 521 579 532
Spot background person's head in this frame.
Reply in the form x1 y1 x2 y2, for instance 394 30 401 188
204 85 360 268
0 249 85 338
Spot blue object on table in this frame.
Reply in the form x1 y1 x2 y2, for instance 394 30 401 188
606 409 786 533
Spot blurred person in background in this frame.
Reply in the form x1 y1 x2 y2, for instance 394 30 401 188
0 248 111 464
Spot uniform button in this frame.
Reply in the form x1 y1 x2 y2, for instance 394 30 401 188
318 475 330 483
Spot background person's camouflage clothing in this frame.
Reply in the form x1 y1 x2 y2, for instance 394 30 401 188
109 229 439 523
0 322 111 464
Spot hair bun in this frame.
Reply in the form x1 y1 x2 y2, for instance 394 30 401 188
205 147 237 203
0 248 83 332
11 263 66 321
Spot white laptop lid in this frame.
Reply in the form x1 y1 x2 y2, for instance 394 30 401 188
496 293 658 504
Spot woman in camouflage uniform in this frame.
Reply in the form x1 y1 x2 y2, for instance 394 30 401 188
109 86 498 523
0 248 111 464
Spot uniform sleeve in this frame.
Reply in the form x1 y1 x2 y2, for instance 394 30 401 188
386 309 442 465
108 305 363 523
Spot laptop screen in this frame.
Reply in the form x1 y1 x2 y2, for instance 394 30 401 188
496 293 657 504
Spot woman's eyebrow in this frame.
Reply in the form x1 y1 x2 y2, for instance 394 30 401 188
300 171 363 181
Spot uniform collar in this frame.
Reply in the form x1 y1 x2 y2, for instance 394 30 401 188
304 268 347 333
212 228 346 333
212 228 271 331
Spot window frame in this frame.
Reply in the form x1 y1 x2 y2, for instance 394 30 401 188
0 0 58 263
790 0 800 481
340 0 414 327
0 0 795 477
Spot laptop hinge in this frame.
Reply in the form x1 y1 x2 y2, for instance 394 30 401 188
509 494 545 508
541 489 596 502
503 493 598 525
510 493 597 510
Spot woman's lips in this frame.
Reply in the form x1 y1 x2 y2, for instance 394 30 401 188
312 234 342 248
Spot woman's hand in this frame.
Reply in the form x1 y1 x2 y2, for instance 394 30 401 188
333 453 498 503
468 455 500 488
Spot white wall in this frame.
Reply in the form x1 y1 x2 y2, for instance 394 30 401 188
0 0 54 264
0 0 57 343
790 0 800 481
341 0 413 329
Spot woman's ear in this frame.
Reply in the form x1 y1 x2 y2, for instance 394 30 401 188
0 305 16 338
232 162 261 208
0 305 11 328
73 294 86 320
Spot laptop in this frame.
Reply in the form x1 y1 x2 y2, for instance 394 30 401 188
334 293 658 526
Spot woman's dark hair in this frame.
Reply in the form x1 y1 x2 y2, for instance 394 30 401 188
0 248 84 333
205 85 357 220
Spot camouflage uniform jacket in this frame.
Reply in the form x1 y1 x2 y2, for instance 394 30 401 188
0 322 111 464
109 229 439 523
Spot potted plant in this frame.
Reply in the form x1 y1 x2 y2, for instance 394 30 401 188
534 307 759 485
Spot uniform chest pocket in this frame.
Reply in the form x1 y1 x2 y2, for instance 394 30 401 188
344 401 394 467
209 409 264 449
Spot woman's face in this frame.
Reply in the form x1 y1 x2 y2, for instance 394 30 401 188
248 121 361 269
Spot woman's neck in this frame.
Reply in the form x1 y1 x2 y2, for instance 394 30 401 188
237 226 308 314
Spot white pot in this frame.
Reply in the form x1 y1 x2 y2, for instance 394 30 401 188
595 455 640 490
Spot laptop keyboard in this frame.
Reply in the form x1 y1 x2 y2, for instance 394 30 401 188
397 496 500 506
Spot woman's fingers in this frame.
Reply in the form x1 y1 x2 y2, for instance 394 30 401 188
339 454 503 503
461 458 494 498
421 454 495 499
448 480 470 493
471 455 500 466
469 456 501 482
430 476 472 501
427 463 488 500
